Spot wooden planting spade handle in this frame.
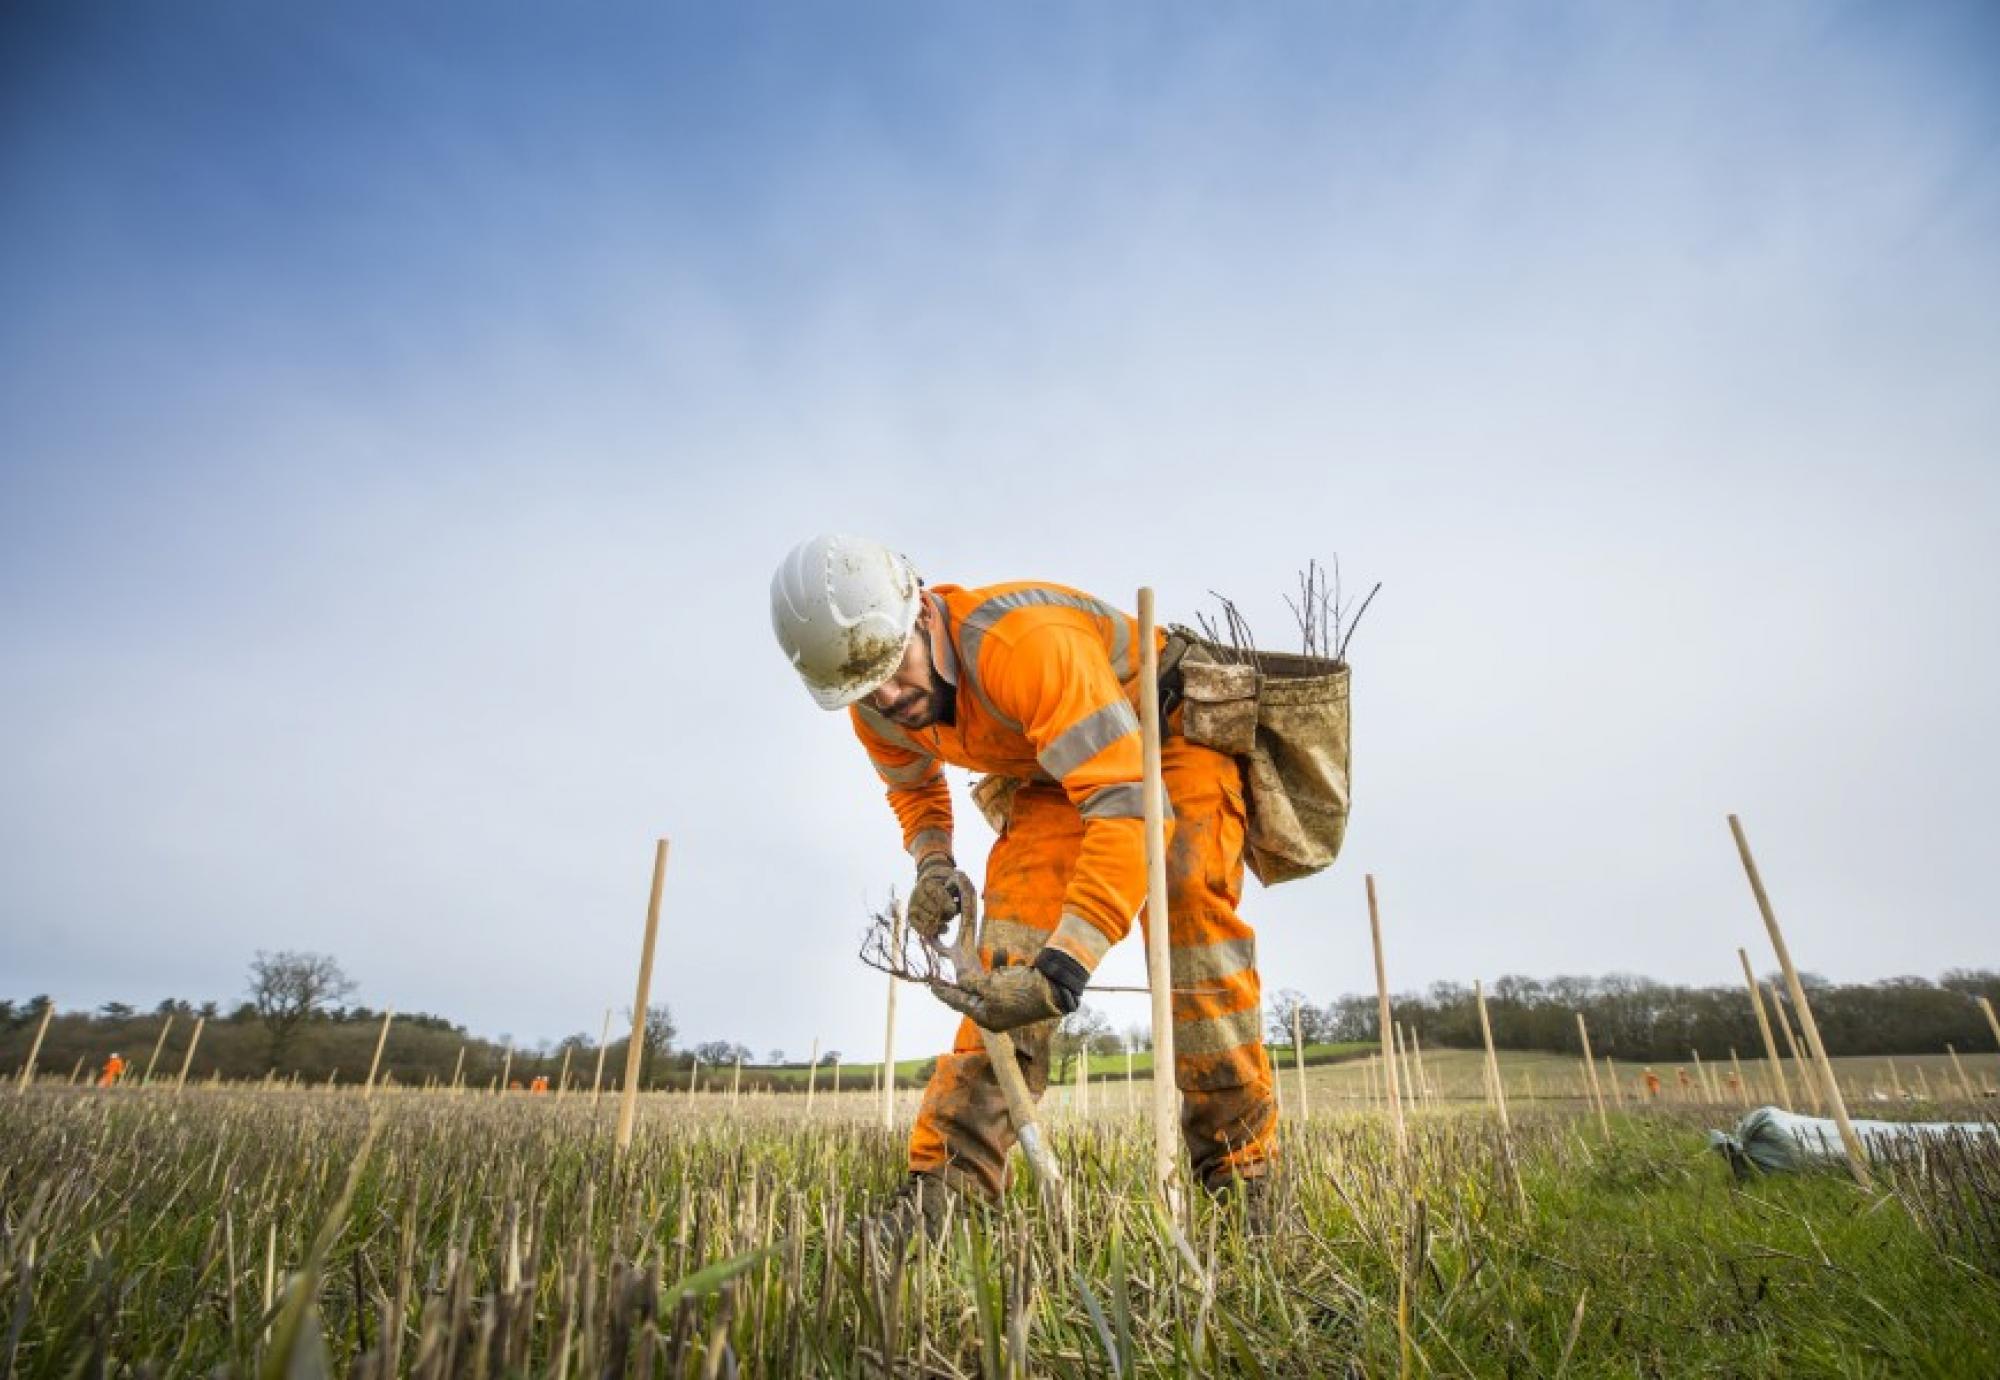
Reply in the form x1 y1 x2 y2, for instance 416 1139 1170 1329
944 870 1063 1199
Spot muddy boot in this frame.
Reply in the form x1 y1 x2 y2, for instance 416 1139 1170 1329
1208 1172 1279 1238
855 1173 968 1258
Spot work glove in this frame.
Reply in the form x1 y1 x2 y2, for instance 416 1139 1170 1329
933 951 1086 1033
908 853 963 941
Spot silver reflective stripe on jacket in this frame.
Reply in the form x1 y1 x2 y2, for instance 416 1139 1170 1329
1037 700 1140 780
955 587 1135 733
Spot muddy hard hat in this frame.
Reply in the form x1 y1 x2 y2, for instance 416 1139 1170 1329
770 534 922 710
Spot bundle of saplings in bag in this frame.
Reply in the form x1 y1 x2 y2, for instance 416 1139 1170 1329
1167 561 1375 886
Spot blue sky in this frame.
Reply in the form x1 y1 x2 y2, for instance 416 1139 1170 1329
4 3 1997 1059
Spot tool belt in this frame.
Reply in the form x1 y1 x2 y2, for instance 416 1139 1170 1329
1163 626 1352 887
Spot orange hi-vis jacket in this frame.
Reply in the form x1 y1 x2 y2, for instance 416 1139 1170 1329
851 582 1164 976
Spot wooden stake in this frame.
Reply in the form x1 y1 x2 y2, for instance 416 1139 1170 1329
881 897 904 1132
1474 980 1511 1137
806 1037 819 1113
1409 1026 1433 1106
556 1047 572 1101
616 838 670 1156
1606 1056 1625 1109
733 1053 743 1109
832 1058 840 1097
688 1054 700 1104
175 1015 205 1094
1576 1013 1609 1136
499 1042 513 1097
1691 1049 1715 1104
1728 1049 1750 1107
1137 587 1181 1209
1729 814 1870 1187
1292 1005 1310 1122
1947 1045 1977 1102
363 1007 395 1100
1768 982 1818 1115
1738 947 1792 1109
1978 996 2000 1056
591 1007 611 1107
143 1014 174 1086
1367 875 1408 1163
450 1044 465 1095
16 1003 54 1092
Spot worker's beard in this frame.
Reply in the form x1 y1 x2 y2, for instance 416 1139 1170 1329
883 668 956 730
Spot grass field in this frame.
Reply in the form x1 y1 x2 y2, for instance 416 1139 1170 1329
2 1075 1997 1376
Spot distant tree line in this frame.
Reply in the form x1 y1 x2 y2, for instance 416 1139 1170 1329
0 951 872 1093
1266 969 2000 1063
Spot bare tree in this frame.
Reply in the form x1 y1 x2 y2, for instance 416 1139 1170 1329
246 950 356 1067
1052 1006 1114 1083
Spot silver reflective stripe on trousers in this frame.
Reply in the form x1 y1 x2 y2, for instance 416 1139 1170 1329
1079 782 1149 820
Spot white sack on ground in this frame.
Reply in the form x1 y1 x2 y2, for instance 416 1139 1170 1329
1709 1105 1998 1175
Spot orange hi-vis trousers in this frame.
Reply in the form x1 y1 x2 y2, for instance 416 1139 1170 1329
908 732 1277 1197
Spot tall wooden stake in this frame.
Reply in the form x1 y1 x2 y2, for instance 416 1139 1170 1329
1691 1048 1716 1104
1292 1004 1310 1121
1768 982 1819 1114
363 1007 395 1100
1606 1056 1625 1109
1409 1026 1434 1105
450 1044 466 1095
1138 587 1181 1209
556 1047 572 1100
591 1008 611 1107
732 1054 743 1109
1575 1013 1609 1136
1978 996 2000 1056
616 838 670 1156
16 1004 54 1092
882 897 904 1132
688 1054 700 1104
806 1037 819 1112
143 1014 174 1086
175 1016 206 1094
1729 815 1870 1187
1947 1045 1978 1102
1738 948 1792 1108
499 1042 513 1096
1474 980 1511 1136
1367 875 1408 1164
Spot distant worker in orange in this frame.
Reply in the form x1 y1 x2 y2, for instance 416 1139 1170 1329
529 1075 549 1095
1676 1067 1692 1094
1643 1068 1662 1100
98 1052 125 1088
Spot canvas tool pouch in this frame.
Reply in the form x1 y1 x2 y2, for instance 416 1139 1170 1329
1171 627 1353 886
972 773 1025 835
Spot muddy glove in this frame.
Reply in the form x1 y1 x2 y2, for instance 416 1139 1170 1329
933 951 1085 1033
907 853 963 941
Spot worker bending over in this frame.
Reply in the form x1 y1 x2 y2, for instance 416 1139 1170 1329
772 535 1277 1218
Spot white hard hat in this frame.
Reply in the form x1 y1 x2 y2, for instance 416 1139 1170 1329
770 534 922 709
